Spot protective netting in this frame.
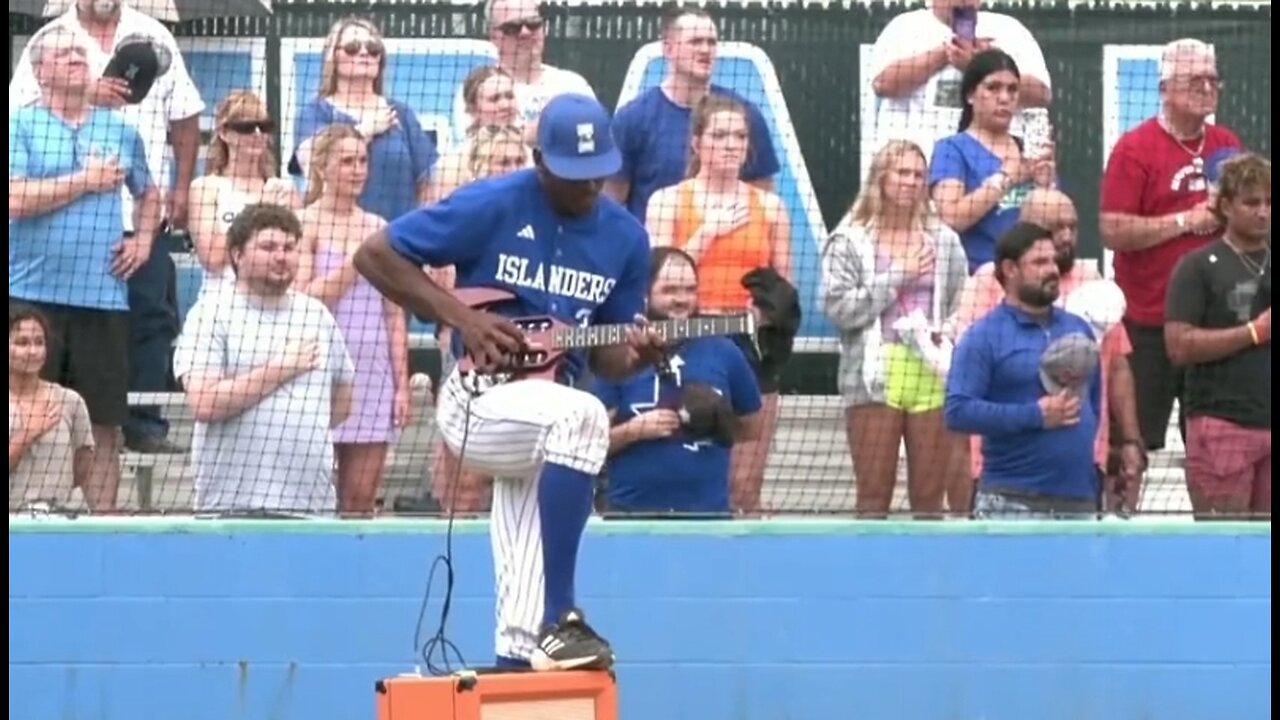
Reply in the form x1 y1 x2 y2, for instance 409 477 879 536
6 0 1271 518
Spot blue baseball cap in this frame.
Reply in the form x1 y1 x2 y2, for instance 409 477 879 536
1204 146 1242 187
535 93 621 181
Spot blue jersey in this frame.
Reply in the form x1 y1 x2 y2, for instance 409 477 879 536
593 336 762 514
944 303 1103 500
290 97 438 222
9 106 152 311
611 86 780 223
386 169 651 383
929 133 1028 273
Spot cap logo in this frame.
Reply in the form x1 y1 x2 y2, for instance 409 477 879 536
576 122 595 154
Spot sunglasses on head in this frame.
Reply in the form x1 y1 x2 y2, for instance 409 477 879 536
225 119 275 135
340 39 384 57
498 17 544 36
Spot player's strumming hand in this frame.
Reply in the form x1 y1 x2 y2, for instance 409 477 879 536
625 314 668 368
458 309 526 373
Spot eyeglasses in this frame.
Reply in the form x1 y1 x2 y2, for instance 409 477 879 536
340 39 384 57
225 119 275 135
1174 74 1223 91
497 17 544 36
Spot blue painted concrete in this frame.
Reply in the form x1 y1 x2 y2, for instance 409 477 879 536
8 519 1271 720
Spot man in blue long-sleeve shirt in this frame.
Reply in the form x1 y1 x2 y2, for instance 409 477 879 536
945 222 1104 517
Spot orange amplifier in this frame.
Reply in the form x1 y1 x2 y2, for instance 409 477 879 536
375 668 618 720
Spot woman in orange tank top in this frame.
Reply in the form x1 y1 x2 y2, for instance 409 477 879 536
645 95 792 312
645 94 792 514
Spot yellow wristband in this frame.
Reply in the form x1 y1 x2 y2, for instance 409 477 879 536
1248 321 1260 345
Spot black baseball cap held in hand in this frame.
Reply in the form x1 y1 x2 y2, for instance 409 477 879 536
103 33 172 104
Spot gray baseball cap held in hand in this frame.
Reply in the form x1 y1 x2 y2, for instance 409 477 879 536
1040 332 1100 395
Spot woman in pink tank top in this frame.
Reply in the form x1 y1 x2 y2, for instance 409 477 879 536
294 124 410 515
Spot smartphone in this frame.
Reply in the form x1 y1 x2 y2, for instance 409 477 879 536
1020 109 1052 159
951 6 978 42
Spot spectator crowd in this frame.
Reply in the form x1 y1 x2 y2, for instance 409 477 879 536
8 0 1270 521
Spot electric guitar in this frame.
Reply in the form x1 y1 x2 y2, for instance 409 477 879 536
452 287 756 381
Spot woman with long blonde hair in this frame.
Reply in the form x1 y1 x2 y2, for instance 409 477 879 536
294 123 410 515
290 16 439 221
428 120 528 203
821 140 970 518
187 90 297 299
645 93 792 514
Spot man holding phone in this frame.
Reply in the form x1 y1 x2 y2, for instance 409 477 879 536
868 0 1052 163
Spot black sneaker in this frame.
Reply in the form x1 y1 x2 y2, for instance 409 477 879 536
529 608 615 671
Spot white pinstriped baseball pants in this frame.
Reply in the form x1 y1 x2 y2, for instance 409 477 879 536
435 368 610 660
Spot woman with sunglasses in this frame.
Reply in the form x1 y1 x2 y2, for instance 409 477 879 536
290 16 439 223
187 91 298 301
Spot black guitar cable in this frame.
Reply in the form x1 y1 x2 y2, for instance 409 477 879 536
413 369 480 677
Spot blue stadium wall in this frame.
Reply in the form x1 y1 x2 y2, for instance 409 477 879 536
9 519 1271 720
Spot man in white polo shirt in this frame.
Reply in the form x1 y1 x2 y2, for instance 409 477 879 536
9 0 205 458
454 0 596 144
867 0 1051 163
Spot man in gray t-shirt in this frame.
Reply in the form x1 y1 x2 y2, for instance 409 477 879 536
173 204 355 514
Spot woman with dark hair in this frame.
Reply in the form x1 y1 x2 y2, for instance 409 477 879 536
930 49 1056 273
591 247 764 516
8 303 95 512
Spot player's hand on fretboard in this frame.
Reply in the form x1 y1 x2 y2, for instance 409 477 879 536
625 314 669 367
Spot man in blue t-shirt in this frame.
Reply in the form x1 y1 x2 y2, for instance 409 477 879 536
945 222 1104 517
8 26 160 512
604 6 780 222
354 94 665 672
595 247 763 515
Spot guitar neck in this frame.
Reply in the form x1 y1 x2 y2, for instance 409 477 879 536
553 314 753 350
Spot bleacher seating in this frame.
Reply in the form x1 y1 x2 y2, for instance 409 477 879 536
109 390 1192 515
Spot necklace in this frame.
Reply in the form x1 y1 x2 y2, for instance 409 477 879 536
1159 113 1207 170
1221 236 1271 279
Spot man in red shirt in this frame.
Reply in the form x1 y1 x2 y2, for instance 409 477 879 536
1099 38 1242 452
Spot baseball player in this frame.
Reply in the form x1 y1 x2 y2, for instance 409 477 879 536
354 94 663 671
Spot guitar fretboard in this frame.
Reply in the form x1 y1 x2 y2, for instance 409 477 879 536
552 314 753 350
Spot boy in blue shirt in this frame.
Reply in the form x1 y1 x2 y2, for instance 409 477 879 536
945 222 1103 516
595 247 763 515
354 95 665 672
8 26 160 512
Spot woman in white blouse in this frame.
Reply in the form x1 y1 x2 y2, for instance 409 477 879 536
187 90 298 300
